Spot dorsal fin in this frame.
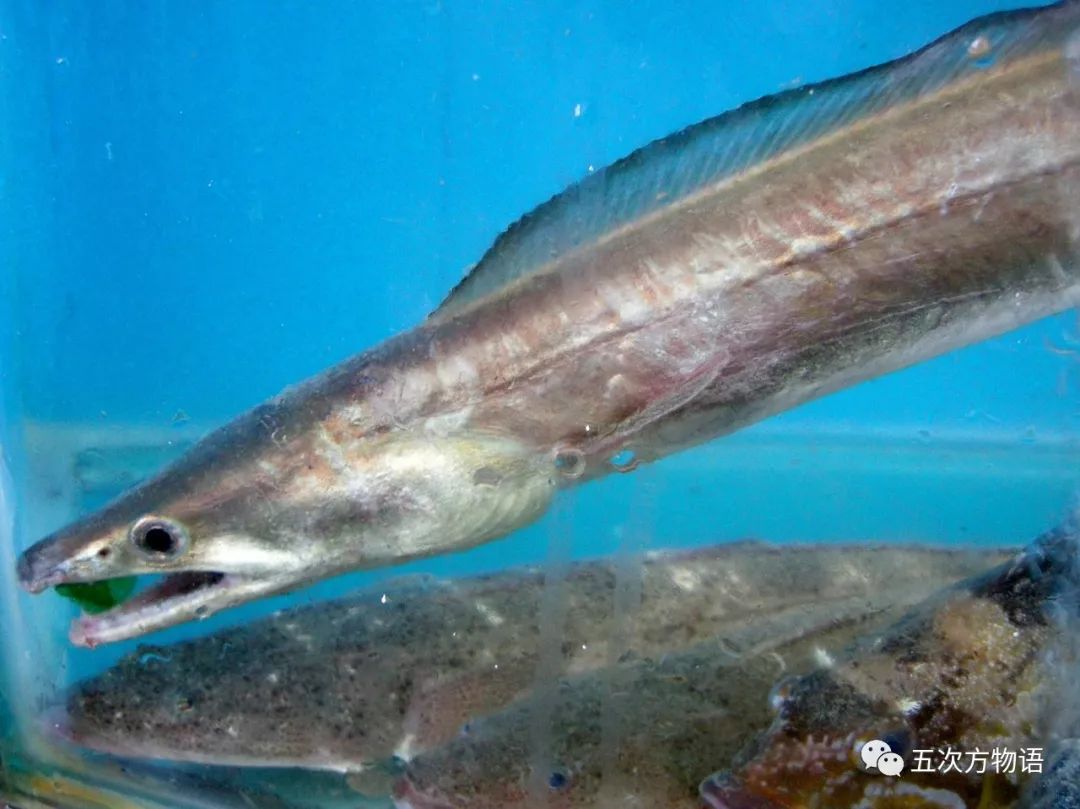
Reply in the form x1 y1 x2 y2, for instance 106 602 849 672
430 1 1077 321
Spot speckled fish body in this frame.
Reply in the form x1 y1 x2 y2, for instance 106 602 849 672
699 526 1080 809
17 1 1080 645
57 543 1008 776
390 547 1014 809
1021 740 1080 808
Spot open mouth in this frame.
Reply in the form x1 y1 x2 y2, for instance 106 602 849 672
68 571 236 648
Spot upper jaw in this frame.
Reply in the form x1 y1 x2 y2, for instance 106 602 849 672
17 534 91 594
17 561 65 594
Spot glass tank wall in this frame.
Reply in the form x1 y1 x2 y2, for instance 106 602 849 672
1 1 1078 807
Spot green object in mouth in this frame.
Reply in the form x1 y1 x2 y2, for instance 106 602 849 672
56 577 137 614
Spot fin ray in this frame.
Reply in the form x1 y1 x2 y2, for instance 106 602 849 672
432 2 1079 320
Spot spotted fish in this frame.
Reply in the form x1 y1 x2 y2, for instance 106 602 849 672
54 543 1006 778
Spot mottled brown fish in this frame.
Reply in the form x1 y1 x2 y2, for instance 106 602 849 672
55 543 1006 778
700 526 1080 809
17 1 1080 645
390 546 1014 809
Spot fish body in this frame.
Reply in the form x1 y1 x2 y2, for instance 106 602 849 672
390 547 1012 809
17 1 1080 644
1021 740 1080 808
700 526 1080 809
56 543 1006 774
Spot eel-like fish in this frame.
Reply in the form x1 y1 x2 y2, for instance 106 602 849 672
54 543 1006 777
17 1 1080 645
393 528 1076 809
699 525 1080 809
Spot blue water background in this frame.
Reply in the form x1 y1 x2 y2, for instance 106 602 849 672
3 0 1079 668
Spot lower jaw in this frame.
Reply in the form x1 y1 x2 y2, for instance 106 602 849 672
67 571 232 647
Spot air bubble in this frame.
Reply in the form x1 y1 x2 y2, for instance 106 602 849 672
609 448 639 472
967 34 995 69
967 35 991 59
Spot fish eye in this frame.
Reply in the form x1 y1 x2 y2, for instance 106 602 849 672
130 516 189 558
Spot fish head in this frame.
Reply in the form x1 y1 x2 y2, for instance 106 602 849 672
17 407 307 647
17 400 555 647
46 650 288 768
50 616 405 770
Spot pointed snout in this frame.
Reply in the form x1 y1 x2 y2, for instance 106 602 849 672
16 517 111 593
16 538 70 593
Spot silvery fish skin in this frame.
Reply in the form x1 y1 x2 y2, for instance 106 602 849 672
700 527 1080 809
390 548 1012 809
17 1 1080 645
55 543 1006 774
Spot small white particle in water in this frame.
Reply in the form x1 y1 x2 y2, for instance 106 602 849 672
813 647 835 668
587 164 595 173
493 663 499 670
581 644 588 651
573 103 583 118
471 73 479 81
105 142 113 161
227 725 239 738
55 56 66 64
380 593 388 605
266 672 279 684
897 697 922 715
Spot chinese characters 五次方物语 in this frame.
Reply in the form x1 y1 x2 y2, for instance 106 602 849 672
909 746 1043 775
